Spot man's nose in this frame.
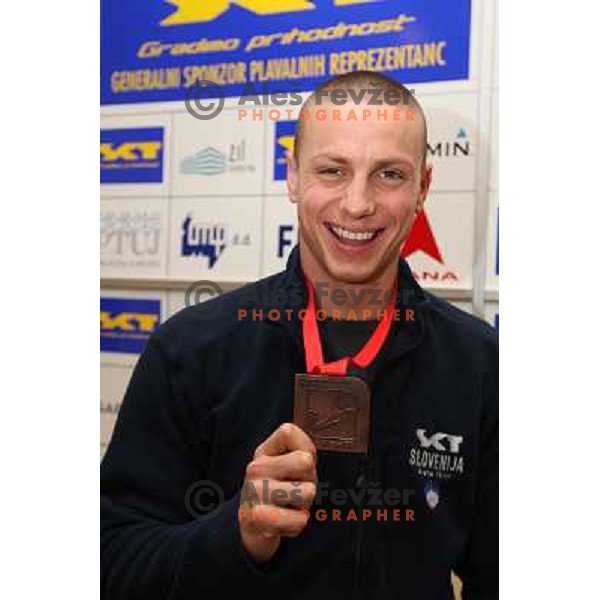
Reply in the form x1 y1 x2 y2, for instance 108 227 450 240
339 175 375 219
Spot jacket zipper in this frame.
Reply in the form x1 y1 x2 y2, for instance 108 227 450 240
353 457 367 598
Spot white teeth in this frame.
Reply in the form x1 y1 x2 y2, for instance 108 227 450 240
331 225 377 241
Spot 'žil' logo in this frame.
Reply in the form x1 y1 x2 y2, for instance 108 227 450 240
100 128 164 184
161 0 384 26
274 120 297 181
100 298 161 354
181 140 255 176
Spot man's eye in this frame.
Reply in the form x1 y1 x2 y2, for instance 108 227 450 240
378 170 405 181
318 167 343 177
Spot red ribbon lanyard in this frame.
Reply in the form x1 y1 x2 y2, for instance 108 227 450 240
302 276 398 375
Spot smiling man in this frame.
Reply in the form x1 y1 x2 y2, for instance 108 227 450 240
101 71 498 600
288 74 430 309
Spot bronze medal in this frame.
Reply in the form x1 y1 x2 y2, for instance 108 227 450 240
294 373 370 453
294 272 397 454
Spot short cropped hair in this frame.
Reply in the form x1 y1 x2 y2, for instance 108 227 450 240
293 70 427 165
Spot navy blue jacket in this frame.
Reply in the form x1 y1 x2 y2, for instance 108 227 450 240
101 246 498 599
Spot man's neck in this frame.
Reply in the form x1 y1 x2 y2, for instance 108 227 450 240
299 246 398 321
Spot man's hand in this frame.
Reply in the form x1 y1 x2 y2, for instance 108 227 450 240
239 423 317 564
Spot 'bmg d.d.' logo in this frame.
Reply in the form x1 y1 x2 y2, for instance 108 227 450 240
181 216 228 268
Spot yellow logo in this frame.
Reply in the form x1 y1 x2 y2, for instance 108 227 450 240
100 142 162 162
277 135 295 153
100 312 159 332
161 0 382 26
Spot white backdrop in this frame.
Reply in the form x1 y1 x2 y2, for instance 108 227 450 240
100 0 498 457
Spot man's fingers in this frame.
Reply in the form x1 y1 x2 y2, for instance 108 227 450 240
241 424 316 549
239 504 310 538
254 423 317 459
246 450 317 483
270 481 316 509
241 480 317 510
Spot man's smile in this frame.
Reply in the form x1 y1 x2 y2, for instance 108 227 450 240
325 222 386 244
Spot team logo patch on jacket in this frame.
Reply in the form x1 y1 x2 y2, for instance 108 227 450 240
408 428 465 480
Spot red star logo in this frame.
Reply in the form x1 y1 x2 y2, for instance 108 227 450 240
400 210 444 264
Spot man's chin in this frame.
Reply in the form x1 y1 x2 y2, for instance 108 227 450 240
322 244 402 286
323 261 385 286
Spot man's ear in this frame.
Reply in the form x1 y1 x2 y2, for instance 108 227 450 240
416 163 433 213
286 150 299 204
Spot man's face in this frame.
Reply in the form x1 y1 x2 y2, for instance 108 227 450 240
287 100 432 286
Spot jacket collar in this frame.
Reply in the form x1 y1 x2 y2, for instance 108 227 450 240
264 245 428 365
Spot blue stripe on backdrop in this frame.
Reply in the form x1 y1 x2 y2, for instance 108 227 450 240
101 0 471 104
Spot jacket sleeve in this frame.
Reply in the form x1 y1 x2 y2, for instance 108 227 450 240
101 333 282 599
454 352 499 599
